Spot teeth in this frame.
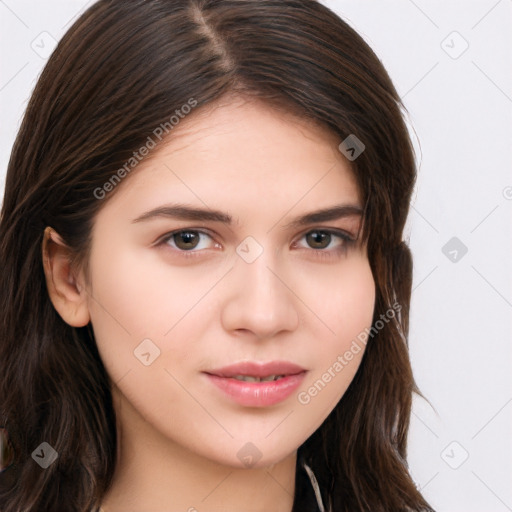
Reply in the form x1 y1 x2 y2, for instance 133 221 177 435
232 375 285 382
233 375 259 382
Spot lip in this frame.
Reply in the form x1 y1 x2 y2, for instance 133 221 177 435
203 361 307 407
206 361 306 378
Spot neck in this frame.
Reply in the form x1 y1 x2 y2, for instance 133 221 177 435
100 386 297 512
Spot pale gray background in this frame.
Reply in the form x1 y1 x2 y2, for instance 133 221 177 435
1 1 511 511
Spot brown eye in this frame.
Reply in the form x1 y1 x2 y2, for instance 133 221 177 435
162 230 216 251
293 229 355 259
305 231 332 249
173 231 200 250
159 228 222 257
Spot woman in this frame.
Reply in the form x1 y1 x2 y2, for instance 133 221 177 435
0 0 434 510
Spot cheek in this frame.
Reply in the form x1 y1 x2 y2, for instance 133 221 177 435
332 259 375 337
85 246 226 380
305 254 375 344
297 255 375 404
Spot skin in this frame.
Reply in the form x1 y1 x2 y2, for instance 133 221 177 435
43 95 375 512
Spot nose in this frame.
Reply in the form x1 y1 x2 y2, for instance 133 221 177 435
220 245 300 340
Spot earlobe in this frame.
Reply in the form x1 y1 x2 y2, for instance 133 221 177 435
42 226 91 327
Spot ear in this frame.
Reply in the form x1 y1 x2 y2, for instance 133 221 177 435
42 226 90 327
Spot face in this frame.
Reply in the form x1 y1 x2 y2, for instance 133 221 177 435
83 96 375 468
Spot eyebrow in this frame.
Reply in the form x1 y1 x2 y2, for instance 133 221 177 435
131 203 363 227
281 204 363 229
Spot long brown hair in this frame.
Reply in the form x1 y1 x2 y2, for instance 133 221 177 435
0 1 433 510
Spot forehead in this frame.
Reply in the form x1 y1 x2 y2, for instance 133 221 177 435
163 95 344 158
98 96 361 221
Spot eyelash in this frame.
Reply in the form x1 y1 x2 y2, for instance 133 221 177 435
157 228 357 261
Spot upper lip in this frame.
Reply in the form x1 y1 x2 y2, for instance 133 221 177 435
204 361 306 378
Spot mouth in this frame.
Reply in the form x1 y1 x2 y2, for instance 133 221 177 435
203 361 307 407
228 374 287 382
204 360 306 379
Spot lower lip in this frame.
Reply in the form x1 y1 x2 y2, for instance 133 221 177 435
204 372 306 407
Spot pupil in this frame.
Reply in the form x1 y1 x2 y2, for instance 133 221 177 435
307 231 330 249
